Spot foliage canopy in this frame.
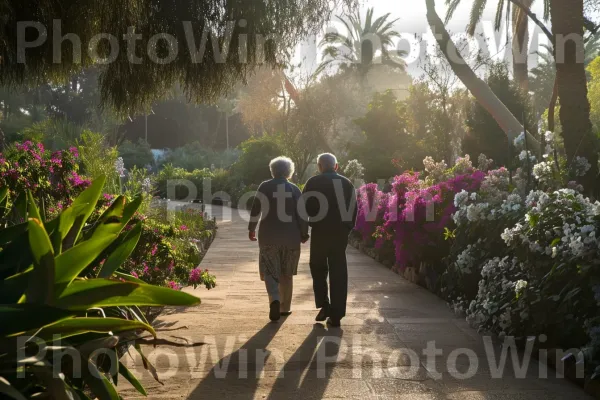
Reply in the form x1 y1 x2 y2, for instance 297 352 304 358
1 0 353 113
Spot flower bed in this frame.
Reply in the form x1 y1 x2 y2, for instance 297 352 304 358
0 140 218 292
353 152 600 394
90 195 217 291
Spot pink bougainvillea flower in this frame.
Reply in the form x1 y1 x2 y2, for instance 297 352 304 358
189 268 201 284
69 146 79 158
167 281 182 291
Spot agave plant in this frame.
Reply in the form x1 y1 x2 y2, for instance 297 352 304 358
0 176 200 399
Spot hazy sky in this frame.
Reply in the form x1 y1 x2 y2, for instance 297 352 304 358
295 0 551 78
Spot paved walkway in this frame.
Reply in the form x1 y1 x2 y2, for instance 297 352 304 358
120 206 590 399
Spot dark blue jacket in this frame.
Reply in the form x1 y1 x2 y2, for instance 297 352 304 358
301 171 357 236
248 179 307 248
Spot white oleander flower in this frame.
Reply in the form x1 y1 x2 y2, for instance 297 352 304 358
514 132 525 148
518 150 536 164
515 280 528 294
573 156 591 177
454 190 469 208
532 161 554 184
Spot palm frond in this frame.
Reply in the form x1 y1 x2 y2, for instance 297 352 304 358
321 45 340 59
377 19 401 38
348 10 363 40
337 14 358 43
314 59 337 76
468 0 488 36
379 30 400 47
494 0 506 31
445 0 463 24
321 32 353 50
372 13 399 34
365 8 374 33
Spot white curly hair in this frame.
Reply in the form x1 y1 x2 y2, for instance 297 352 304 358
269 156 295 179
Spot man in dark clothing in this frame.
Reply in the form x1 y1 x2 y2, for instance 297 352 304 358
300 153 357 327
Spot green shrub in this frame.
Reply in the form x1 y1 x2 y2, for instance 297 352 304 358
118 139 154 169
122 165 154 213
160 142 240 170
77 130 120 194
155 164 214 200
233 135 282 184
22 118 83 150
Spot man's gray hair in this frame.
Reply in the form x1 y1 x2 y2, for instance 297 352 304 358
269 156 295 179
317 153 337 171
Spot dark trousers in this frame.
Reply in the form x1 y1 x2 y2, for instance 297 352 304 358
309 229 349 320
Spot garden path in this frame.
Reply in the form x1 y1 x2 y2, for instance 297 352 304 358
120 205 591 399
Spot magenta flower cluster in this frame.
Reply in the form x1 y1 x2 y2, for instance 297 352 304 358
356 171 485 269
0 141 90 212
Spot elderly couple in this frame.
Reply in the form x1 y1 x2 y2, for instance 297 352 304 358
248 153 357 327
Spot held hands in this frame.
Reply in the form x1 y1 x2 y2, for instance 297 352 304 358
249 231 257 242
301 234 310 244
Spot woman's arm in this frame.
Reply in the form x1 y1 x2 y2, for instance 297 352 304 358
292 185 309 240
248 183 264 233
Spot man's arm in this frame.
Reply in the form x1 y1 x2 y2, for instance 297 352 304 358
301 177 319 218
300 177 317 236
345 179 358 231
350 184 358 229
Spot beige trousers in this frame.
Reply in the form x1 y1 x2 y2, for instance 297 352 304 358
265 275 294 312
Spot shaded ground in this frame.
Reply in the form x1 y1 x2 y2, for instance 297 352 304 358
120 206 591 399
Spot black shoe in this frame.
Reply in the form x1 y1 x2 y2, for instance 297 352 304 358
269 300 281 321
326 317 341 327
280 311 292 316
315 304 330 322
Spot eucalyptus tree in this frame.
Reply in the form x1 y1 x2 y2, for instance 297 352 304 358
0 0 354 114
435 0 598 194
316 8 406 82
445 0 535 90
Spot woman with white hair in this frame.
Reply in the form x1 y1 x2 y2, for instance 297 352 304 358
248 156 308 322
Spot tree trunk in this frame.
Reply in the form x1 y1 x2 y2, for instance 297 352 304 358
225 112 229 150
0 128 6 152
550 0 599 195
425 0 540 152
512 1 533 91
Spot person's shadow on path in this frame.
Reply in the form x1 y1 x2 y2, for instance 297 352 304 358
266 324 345 399
187 321 285 399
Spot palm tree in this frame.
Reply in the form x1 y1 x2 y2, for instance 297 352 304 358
550 0 597 194
316 8 406 82
512 0 536 90
530 33 600 116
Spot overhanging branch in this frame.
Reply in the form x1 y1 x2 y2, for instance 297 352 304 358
425 0 540 151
